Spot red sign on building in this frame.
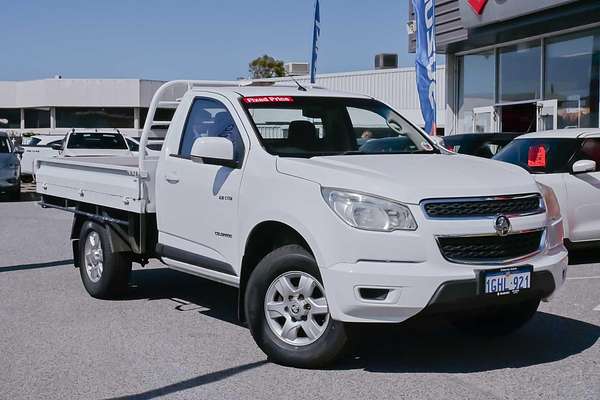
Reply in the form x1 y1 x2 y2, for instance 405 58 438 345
467 0 488 15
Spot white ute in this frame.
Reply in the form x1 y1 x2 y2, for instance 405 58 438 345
36 80 568 368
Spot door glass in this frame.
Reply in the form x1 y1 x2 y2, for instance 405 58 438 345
179 98 244 162
545 30 600 129
458 51 495 133
498 41 541 103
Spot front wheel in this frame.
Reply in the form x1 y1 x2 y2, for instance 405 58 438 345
245 245 348 368
79 221 131 299
450 298 541 337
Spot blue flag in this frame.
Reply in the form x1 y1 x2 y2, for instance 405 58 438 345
310 0 320 84
412 0 437 135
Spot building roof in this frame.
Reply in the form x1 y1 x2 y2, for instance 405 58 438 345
0 79 166 108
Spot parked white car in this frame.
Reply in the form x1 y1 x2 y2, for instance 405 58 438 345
495 129 600 250
19 135 64 180
58 130 133 158
36 81 568 368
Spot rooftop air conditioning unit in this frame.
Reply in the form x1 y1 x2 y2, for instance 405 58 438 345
284 62 309 77
374 53 398 70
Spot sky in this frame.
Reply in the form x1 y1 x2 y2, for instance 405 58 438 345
1 0 418 81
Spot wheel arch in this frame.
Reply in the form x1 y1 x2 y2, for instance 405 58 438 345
238 220 315 323
71 208 133 269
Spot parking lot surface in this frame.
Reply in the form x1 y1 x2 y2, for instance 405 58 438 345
1 197 599 400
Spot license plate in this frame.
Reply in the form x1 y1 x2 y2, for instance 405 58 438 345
482 266 532 295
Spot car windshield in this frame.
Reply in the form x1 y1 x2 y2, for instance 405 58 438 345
494 138 581 174
0 137 10 153
67 132 128 150
242 96 436 157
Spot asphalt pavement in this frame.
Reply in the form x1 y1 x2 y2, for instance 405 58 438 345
1 194 599 400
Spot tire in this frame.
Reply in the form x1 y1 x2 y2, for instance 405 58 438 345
245 245 348 368
78 221 132 299
21 175 33 184
450 298 540 337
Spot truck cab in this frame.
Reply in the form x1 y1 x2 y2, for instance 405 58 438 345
36 81 569 368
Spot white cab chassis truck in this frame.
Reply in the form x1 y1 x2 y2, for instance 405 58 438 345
36 81 568 368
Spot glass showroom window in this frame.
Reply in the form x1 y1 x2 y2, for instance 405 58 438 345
458 51 495 132
24 108 50 129
56 107 134 128
545 30 600 129
498 41 541 103
0 109 21 128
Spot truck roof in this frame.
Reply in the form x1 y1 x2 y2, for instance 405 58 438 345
191 85 373 100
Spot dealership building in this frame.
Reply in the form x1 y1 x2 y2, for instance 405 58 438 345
0 79 167 137
411 0 600 135
0 66 447 137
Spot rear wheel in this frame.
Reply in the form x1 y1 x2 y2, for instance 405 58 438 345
79 221 131 299
245 245 348 368
451 298 540 337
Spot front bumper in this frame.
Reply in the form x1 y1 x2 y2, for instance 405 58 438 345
321 244 568 323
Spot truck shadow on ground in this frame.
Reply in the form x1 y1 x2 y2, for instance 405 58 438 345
339 313 600 373
126 267 600 374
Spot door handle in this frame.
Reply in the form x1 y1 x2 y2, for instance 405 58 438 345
164 172 180 183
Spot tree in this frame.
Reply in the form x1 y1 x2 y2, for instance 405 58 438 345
248 55 286 79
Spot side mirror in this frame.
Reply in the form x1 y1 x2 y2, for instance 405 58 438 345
572 159 596 174
51 143 63 151
190 137 237 167
14 146 24 155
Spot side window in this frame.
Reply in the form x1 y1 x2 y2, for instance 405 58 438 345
578 139 600 171
126 139 139 152
179 98 244 161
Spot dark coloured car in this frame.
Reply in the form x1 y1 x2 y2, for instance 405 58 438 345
442 133 522 158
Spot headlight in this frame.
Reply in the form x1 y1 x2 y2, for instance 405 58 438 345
321 188 417 232
537 182 561 221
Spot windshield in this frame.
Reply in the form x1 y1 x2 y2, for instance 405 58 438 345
242 96 436 157
493 138 581 174
0 137 10 153
67 132 128 150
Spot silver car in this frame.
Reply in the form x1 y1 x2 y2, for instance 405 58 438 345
0 132 22 200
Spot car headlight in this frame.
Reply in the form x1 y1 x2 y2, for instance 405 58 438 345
537 182 561 221
321 188 417 232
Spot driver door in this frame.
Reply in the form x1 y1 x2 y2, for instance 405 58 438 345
155 94 247 279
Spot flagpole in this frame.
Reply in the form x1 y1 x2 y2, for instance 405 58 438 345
310 0 320 84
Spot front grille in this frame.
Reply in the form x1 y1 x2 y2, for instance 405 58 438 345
437 230 544 263
423 195 543 218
